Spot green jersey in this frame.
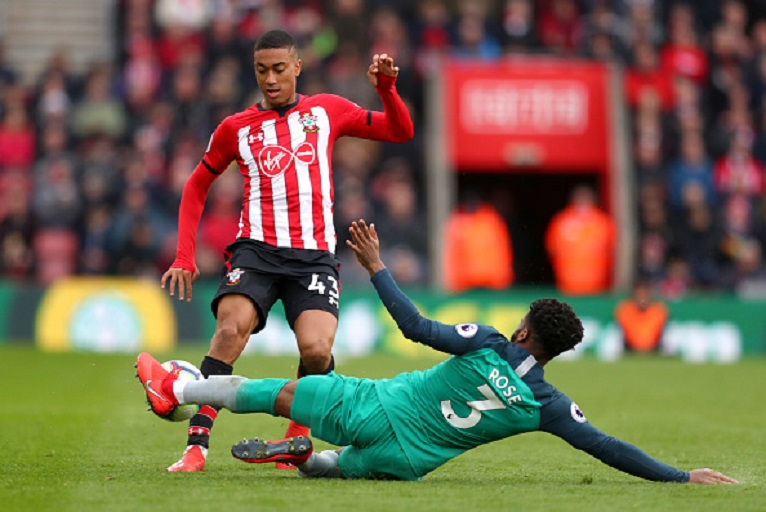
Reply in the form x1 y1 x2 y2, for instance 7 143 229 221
376 342 540 477
367 269 689 482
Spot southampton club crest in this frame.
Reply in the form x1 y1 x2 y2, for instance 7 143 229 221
226 268 245 286
299 112 319 133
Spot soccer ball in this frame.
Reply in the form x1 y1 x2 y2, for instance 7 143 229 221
160 360 202 422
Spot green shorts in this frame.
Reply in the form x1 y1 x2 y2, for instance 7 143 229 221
291 374 420 481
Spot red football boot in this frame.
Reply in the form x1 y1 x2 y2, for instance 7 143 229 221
166 445 208 472
135 352 179 418
231 436 313 466
275 420 310 469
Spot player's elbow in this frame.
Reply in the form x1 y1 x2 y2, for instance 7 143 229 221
392 122 414 143
185 165 216 196
397 314 430 341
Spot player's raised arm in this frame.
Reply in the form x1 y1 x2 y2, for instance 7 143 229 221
336 53 413 143
366 52 399 87
347 220 482 355
346 220 385 277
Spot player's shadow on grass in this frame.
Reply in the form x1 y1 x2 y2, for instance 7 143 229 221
213 468 639 486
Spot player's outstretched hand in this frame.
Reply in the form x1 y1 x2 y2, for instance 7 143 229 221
688 468 738 485
367 53 399 87
161 266 200 302
347 220 386 277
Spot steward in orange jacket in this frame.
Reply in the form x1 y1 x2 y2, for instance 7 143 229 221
443 202 514 292
615 280 669 352
545 187 615 295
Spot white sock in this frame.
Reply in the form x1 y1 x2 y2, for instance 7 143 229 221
172 380 187 404
297 449 342 479
176 375 246 410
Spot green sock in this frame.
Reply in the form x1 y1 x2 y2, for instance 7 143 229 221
234 378 291 415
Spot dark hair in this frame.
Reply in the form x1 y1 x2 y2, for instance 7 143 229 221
254 30 297 52
526 298 584 359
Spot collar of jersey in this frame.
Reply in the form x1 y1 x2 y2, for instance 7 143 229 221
258 94 301 117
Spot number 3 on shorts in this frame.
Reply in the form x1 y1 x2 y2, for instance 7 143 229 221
308 273 340 306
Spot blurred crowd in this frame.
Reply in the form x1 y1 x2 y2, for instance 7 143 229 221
1 0 766 298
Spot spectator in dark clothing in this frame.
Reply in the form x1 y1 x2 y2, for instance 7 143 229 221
0 179 34 279
3 0 766 294
671 202 725 289
374 174 428 286
667 132 717 211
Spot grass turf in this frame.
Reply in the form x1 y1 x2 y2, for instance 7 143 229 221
0 346 763 512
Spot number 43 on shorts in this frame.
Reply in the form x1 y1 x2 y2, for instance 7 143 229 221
308 273 340 306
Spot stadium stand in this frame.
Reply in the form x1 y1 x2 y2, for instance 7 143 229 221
1 0 765 297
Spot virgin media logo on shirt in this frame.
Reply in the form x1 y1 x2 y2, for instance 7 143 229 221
257 142 316 177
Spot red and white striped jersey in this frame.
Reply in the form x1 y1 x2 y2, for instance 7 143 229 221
171 76 413 272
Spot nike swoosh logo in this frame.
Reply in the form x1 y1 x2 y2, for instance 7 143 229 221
145 380 171 403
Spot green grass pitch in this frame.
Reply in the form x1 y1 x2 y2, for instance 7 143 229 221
1 346 763 512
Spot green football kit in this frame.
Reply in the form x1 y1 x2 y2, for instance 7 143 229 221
217 268 689 481
278 269 690 482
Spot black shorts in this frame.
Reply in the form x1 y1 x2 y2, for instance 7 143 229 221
211 239 341 333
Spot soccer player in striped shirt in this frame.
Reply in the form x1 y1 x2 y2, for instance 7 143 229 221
139 220 737 485
159 30 414 472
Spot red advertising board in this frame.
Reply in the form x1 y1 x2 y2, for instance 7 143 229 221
444 57 611 172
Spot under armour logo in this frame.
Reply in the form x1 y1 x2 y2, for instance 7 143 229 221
257 143 316 177
249 132 264 144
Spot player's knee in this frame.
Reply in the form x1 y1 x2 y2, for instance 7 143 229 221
215 323 239 340
299 341 332 373
210 323 249 362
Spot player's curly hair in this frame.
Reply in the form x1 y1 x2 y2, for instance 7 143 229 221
526 298 584 359
254 30 297 52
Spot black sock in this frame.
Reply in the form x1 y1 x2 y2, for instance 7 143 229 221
187 356 233 448
297 355 335 378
